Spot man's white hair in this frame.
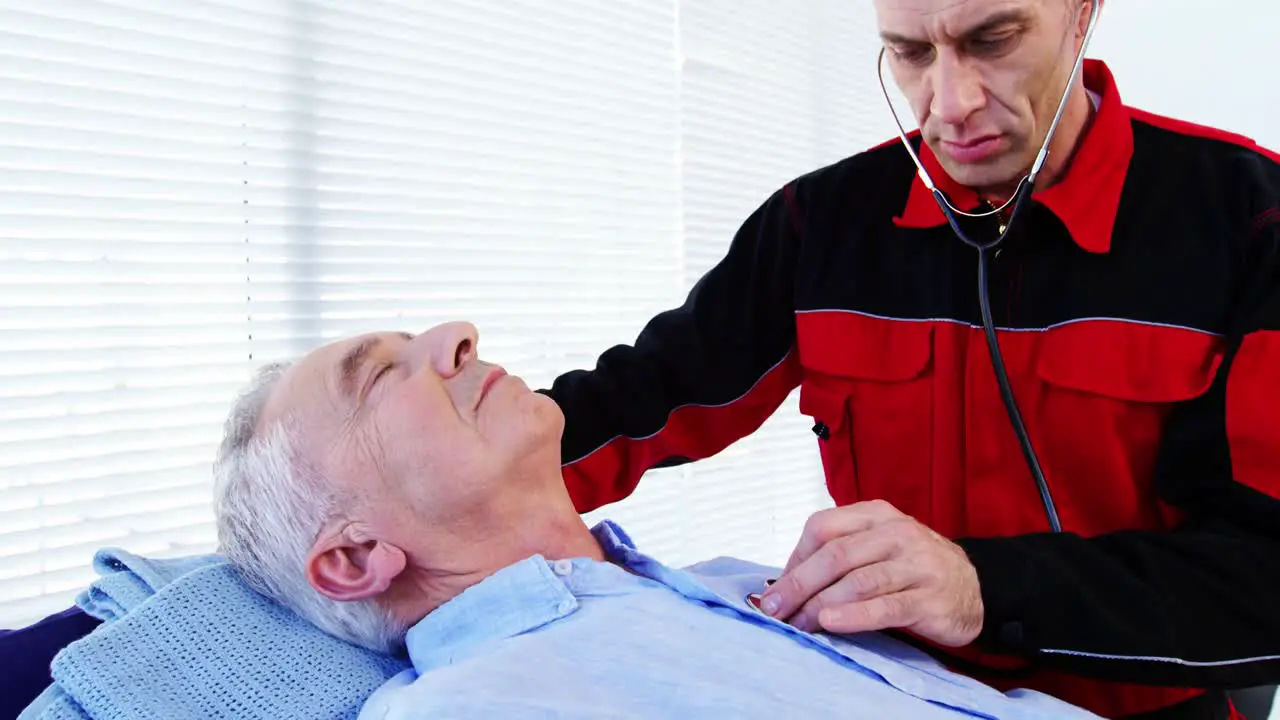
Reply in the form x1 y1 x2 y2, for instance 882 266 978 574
211 361 408 654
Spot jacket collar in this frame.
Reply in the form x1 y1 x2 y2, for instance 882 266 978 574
892 59 1133 254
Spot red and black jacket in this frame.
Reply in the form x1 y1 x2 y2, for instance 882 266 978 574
540 60 1280 720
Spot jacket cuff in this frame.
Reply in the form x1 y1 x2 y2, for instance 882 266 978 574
955 536 1043 656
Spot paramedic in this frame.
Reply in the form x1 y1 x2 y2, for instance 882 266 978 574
537 1 1280 718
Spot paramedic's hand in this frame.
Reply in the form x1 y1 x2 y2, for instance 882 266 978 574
760 501 983 647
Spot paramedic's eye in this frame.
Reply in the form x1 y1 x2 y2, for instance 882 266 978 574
967 29 1018 56
893 44 934 66
372 364 393 384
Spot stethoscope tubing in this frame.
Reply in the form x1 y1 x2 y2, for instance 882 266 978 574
934 188 1063 533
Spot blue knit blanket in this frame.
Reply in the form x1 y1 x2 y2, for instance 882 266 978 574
19 548 408 720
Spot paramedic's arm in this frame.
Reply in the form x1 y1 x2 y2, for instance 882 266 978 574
957 201 1280 689
539 184 806 513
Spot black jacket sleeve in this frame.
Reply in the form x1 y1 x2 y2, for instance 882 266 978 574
956 160 1280 690
540 183 806 513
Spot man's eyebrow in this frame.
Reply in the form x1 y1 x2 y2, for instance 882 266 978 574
959 9 1031 39
337 332 415 401
338 337 380 400
880 9 1031 45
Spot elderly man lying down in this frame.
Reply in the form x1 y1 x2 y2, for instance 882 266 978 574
213 321 1097 720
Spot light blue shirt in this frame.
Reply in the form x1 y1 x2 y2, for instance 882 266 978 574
359 521 1098 719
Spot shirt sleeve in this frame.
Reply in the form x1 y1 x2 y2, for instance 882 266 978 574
956 157 1280 689
539 183 807 513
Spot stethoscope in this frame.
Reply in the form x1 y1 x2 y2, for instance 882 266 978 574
874 3 1103 534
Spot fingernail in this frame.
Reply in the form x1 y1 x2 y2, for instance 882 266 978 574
761 593 780 615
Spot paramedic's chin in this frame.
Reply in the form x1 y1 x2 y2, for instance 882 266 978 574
212 321 607 653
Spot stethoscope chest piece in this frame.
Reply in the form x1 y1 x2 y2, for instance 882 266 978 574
744 578 776 613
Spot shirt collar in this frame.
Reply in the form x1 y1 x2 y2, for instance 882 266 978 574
401 520 642 674
892 59 1133 255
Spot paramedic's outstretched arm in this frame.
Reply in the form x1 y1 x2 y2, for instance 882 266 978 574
540 185 805 513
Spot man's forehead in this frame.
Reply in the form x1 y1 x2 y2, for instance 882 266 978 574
256 334 370 431
875 0 1039 36
258 330 415 429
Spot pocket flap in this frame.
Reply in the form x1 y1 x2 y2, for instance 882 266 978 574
797 312 933 382
799 382 849 431
1036 320 1224 402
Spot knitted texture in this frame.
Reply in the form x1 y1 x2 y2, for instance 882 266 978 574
76 549 224 623
26 550 408 720
17 684 89 720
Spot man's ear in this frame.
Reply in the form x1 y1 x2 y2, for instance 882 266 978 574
305 526 408 602
1077 0 1099 39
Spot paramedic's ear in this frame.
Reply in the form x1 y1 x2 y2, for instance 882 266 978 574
306 525 407 602
1075 0 1100 42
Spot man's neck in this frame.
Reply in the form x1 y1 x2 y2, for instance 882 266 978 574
384 484 607 627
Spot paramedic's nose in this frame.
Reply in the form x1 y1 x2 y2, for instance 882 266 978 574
415 321 479 379
929 53 985 126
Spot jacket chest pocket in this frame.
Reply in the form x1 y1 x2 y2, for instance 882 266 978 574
1030 321 1224 530
798 319 935 512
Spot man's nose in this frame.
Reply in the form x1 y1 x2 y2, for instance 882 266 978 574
928 53 985 126
413 321 479 379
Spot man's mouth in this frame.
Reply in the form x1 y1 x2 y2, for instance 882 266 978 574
475 367 508 409
939 135 1004 164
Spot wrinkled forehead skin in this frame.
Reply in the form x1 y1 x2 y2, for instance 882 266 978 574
873 0 1068 40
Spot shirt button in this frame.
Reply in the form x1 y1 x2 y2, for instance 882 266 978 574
552 559 573 576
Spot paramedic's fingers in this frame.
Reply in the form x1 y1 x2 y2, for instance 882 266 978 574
766 511 984 647
785 558 909 634
816 589 923 638
818 522 984 648
780 500 903 576
765 522 899 628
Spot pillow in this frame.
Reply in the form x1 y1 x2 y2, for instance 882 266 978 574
0 607 100 720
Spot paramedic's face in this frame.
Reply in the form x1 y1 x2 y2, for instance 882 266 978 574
875 0 1089 193
263 322 563 527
